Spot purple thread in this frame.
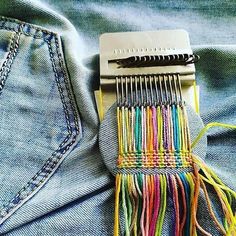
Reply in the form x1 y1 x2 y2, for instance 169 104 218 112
140 174 146 235
152 106 158 165
162 105 169 150
168 175 176 235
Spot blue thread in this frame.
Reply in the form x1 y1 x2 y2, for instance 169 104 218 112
180 173 190 236
175 105 183 167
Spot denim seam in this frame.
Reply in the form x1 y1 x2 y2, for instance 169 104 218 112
54 36 81 133
0 25 81 224
47 39 73 146
0 16 55 39
0 26 22 93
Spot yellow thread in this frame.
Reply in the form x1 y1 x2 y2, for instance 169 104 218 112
192 154 236 227
193 81 199 114
180 107 187 154
120 108 123 155
122 107 127 155
176 105 182 153
167 106 172 151
158 106 163 151
118 164 191 168
98 86 104 120
186 173 195 234
117 108 122 155
114 174 121 236
183 107 189 151
148 107 154 165
127 174 133 227
226 215 236 236
125 107 131 154
181 107 187 153
131 175 138 236
191 122 236 149
118 150 190 158
177 106 185 166
118 160 192 169
168 106 175 159
199 178 227 235
182 105 191 151
193 154 236 199
198 174 236 199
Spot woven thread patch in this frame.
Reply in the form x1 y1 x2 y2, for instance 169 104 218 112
117 105 192 169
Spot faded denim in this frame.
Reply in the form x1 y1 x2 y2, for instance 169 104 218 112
0 0 235 235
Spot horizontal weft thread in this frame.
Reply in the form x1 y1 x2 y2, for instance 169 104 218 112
117 104 192 168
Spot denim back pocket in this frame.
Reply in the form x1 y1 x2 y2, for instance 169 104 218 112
0 17 82 224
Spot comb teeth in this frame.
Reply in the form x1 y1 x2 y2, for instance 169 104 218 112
116 74 183 107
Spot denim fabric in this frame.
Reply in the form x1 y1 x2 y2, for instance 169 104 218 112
0 0 235 235
0 15 83 228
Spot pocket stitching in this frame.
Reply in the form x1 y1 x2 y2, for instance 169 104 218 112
54 35 81 132
0 16 55 39
0 20 81 224
0 26 22 93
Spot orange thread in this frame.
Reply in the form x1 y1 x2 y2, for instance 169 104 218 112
176 174 187 235
171 175 180 236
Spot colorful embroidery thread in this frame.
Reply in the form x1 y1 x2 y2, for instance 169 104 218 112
114 74 236 236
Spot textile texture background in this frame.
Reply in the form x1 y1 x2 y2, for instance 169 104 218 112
0 0 235 235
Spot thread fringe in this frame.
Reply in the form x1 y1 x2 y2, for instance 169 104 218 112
114 160 236 236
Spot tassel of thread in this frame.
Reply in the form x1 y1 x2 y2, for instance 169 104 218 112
192 154 236 236
114 168 236 236
114 172 199 236
115 101 236 235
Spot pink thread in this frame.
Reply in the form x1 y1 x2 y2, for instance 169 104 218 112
140 175 146 235
145 176 150 236
142 107 147 166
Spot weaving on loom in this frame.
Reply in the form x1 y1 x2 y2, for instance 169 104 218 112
97 30 236 236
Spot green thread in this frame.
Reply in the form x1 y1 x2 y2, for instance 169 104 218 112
125 175 132 229
155 174 167 236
